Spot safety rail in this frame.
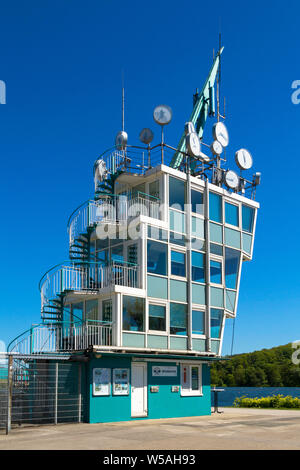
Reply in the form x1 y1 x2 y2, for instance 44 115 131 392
7 321 113 354
67 192 160 246
40 261 139 313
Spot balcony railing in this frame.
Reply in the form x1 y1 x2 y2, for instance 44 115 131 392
7 321 113 354
67 192 160 246
40 261 139 314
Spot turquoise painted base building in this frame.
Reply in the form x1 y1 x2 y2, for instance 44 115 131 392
86 355 211 423
8 48 260 424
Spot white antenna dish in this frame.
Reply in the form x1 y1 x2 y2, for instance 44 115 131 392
225 170 239 189
235 148 253 170
139 128 154 145
184 121 195 135
115 130 128 150
94 159 107 190
213 121 229 147
186 132 201 158
153 105 172 125
210 140 223 156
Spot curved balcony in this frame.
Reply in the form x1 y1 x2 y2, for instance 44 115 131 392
7 321 113 354
39 261 140 317
67 193 160 248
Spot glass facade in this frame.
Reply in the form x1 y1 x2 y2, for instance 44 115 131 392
209 192 222 223
192 310 205 335
210 260 222 285
242 205 255 233
192 251 205 283
210 308 223 338
83 172 257 356
191 190 203 215
147 240 167 276
225 248 240 289
170 303 187 335
171 250 186 277
149 304 166 331
225 202 239 227
169 176 185 210
123 296 145 332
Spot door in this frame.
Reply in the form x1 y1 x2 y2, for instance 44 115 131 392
131 363 147 417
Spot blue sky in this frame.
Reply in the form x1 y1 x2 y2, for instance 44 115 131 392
0 0 299 355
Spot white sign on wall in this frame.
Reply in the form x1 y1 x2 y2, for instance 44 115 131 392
152 366 177 377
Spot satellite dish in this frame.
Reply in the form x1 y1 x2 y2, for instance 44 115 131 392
115 130 128 150
210 140 223 156
184 121 195 135
153 105 172 125
94 159 107 190
235 148 253 170
139 128 154 145
186 132 201 158
213 122 229 148
225 170 239 189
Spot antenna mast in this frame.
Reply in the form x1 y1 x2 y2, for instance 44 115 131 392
217 33 221 122
122 71 125 131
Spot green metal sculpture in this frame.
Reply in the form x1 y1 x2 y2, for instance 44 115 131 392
170 47 224 169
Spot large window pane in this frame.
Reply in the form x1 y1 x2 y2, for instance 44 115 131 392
169 176 185 210
225 202 239 227
210 243 223 256
169 231 186 246
147 240 167 276
149 304 166 331
192 310 204 335
209 192 222 223
170 303 187 335
123 296 145 332
192 251 205 283
225 247 241 289
170 209 185 233
86 299 98 321
210 308 223 338
148 225 168 241
171 250 186 277
210 260 222 285
192 217 204 239
191 190 203 215
242 205 255 233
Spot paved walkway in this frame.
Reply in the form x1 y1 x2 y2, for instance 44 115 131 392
1 408 300 450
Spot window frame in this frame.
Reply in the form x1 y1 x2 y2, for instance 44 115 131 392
147 300 168 335
209 255 224 287
224 199 240 230
191 308 205 337
170 247 187 280
180 364 203 396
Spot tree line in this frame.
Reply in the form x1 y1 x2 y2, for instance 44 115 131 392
210 343 300 387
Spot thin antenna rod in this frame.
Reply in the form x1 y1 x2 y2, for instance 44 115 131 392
122 70 125 131
217 33 222 122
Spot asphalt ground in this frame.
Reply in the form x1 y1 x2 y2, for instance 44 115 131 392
0 408 300 450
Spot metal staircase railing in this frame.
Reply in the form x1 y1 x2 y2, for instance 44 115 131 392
39 261 139 322
67 193 160 260
7 321 113 354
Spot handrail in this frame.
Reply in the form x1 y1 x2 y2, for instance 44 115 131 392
38 260 106 292
8 321 114 354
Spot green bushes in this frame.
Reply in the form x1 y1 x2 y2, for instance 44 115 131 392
234 394 300 409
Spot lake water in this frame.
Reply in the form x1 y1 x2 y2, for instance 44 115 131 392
212 387 300 407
